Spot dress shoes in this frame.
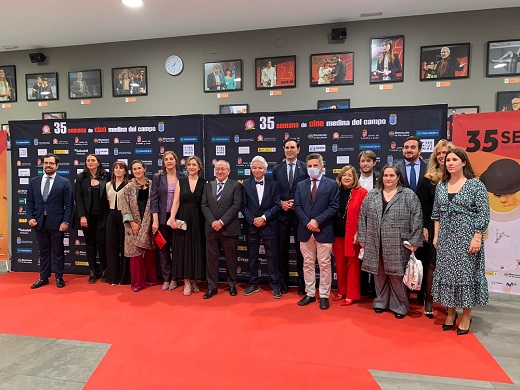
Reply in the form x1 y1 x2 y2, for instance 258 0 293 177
394 313 406 319
457 318 472 336
203 289 218 299
100 269 108 283
424 301 434 319
280 284 289 294
229 287 238 296
56 278 65 288
88 270 97 284
442 312 458 331
297 295 316 306
272 287 282 299
340 298 355 306
31 278 49 289
374 308 384 314
319 298 330 310
243 286 260 296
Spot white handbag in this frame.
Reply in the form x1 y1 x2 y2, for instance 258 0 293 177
402 241 423 291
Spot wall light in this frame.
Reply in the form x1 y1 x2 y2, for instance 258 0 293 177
122 0 143 7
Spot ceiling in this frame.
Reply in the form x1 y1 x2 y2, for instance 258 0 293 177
2 0 518 53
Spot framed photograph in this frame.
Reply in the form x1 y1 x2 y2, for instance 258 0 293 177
310 52 354 86
496 91 520 112
1 123 10 150
255 55 296 89
112 66 147 97
26 72 58 101
68 69 102 99
204 59 242 92
420 43 470 81
0 65 17 102
219 104 249 114
42 112 67 120
370 36 404 84
317 99 350 110
487 39 520 77
447 106 480 140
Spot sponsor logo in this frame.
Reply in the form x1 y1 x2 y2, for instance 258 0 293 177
309 145 326 152
359 143 381 150
215 145 226 156
135 148 153 154
19 178 29 185
211 136 230 142
95 148 109 155
18 218 28 223
389 114 397 125
421 139 435 153
17 258 33 264
416 130 440 137
19 198 26 204
179 136 198 143
42 125 51 134
159 137 175 143
17 248 33 254
336 156 350 164
307 133 328 140
57 169 70 175
18 168 31 177
15 140 31 146
245 120 255 130
238 146 250 154
258 147 276 152
54 149 69 154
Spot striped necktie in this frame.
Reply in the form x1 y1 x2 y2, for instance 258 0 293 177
216 182 224 202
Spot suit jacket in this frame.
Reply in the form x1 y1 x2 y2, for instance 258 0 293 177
241 177 280 235
332 60 347 83
150 171 184 225
376 53 402 80
201 179 242 236
294 176 339 243
207 71 224 90
74 173 109 227
436 56 464 78
398 159 426 193
26 174 74 231
357 186 423 276
272 159 308 221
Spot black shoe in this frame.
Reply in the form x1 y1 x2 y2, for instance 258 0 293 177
88 270 97 284
272 287 282 299
229 287 238 296
297 295 316 306
374 308 384 314
100 269 107 283
424 301 434 319
242 286 260 296
30 278 49 289
394 313 405 319
319 298 330 310
442 312 458 331
280 284 289 294
56 278 65 288
457 319 472 336
203 289 218 299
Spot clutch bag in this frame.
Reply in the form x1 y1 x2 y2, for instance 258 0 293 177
153 230 167 249
175 219 187 231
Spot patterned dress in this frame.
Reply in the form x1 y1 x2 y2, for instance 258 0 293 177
431 178 490 308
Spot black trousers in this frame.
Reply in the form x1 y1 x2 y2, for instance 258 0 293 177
83 213 107 272
106 209 130 284
277 212 304 287
205 232 237 291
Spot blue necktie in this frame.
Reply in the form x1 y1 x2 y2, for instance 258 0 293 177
408 162 417 192
43 176 51 202
288 162 294 188
255 180 264 186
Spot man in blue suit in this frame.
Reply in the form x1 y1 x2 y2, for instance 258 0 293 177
26 153 74 289
241 156 282 298
294 153 339 310
272 138 308 295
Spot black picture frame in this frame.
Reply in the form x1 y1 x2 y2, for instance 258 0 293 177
370 36 405 84
0 65 17 103
26 72 59 101
219 104 249 114
447 106 480 140
420 43 470 81
204 59 242 92
255 55 296 89
42 112 67 120
1 123 10 150
310 52 354 86
496 91 520 112
317 99 350 110
68 69 102 99
487 39 520 77
112 66 147 97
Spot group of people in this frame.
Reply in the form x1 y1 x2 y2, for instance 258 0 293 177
31 75 54 100
207 64 237 90
317 54 347 84
114 71 146 95
26 136 490 333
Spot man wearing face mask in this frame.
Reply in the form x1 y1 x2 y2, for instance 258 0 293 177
294 153 339 310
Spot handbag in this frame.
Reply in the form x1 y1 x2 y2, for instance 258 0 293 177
402 241 423 291
153 230 167 249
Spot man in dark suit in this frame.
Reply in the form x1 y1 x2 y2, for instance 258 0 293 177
272 138 308 295
207 64 224 90
331 54 347 84
399 136 426 194
294 153 339 310
26 153 74 289
241 156 282 298
201 160 242 299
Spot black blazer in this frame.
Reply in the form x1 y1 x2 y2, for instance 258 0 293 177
201 179 242 236
150 171 185 225
241 177 281 235
272 159 308 221
74 173 109 227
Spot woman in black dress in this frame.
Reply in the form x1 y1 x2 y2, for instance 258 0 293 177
168 156 207 295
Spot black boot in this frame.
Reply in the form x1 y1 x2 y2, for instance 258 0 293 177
88 270 97 284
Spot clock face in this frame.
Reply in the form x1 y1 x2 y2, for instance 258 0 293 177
165 55 183 76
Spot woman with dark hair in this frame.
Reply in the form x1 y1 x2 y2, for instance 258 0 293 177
357 163 423 319
122 160 157 292
418 139 453 318
105 161 130 285
223 68 236 90
151 151 182 291
74 154 109 283
332 165 367 306
375 39 402 81
432 148 490 335
168 155 207 295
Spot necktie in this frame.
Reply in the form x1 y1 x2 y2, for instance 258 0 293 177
255 180 264 186
43 176 51 202
288 162 294 188
216 182 224 202
311 179 317 202
408 162 417 192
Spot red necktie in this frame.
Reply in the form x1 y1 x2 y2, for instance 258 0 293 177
311 179 317 202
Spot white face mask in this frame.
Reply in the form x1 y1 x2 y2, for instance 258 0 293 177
307 167 321 179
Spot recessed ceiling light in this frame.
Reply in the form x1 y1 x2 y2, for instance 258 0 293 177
2 45 19 50
360 12 383 17
122 0 143 7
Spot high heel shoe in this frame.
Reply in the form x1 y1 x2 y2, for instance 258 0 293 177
457 318 472 336
442 312 458 331
169 281 178 290
424 301 434 319
162 282 169 291
332 294 345 302
183 283 192 296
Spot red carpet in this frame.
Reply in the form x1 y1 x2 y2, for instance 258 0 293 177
0 272 512 389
